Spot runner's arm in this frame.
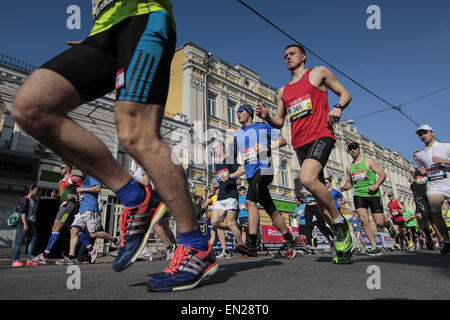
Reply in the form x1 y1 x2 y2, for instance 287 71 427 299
340 165 353 192
229 165 246 179
318 67 352 124
77 184 101 193
367 158 387 191
255 87 287 129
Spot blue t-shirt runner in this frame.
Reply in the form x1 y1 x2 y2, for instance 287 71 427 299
295 204 307 226
349 215 362 232
234 122 280 179
329 188 344 213
78 176 101 213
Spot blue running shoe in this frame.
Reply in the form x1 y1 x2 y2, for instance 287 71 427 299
147 241 218 292
113 186 166 272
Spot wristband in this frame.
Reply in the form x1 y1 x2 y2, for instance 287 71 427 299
334 103 345 110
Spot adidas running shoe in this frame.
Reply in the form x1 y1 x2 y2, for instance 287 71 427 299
113 186 167 272
147 241 218 292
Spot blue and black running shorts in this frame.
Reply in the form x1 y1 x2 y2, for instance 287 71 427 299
42 11 175 105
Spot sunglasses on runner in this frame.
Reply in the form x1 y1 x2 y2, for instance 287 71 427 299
347 146 359 152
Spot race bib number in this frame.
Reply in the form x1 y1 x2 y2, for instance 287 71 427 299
287 95 313 122
427 164 447 181
116 68 125 90
242 146 258 164
351 170 368 183
414 176 428 184
217 168 229 179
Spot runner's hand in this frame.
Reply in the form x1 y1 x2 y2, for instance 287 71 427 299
327 107 342 124
432 156 445 164
339 185 347 192
368 185 378 192
256 102 269 120
66 41 82 46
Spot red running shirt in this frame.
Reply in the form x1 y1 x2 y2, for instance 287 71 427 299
282 68 335 149
387 200 404 222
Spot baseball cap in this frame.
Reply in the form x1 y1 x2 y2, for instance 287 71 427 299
347 142 359 151
237 105 254 118
415 124 433 134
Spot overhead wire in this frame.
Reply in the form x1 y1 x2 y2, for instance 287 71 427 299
236 0 447 127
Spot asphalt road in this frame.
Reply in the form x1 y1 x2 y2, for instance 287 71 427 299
1 250 449 301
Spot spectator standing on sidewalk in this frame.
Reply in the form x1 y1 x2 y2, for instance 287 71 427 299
11 185 40 267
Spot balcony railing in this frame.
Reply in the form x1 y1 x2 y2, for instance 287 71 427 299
0 54 37 74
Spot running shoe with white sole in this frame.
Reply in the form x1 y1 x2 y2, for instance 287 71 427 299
147 241 218 292
113 186 167 272
56 257 75 266
89 247 98 264
32 253 48 265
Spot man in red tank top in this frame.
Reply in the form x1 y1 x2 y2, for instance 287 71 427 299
256 44 353 264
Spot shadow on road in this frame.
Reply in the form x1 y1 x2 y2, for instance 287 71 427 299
130 257 283 289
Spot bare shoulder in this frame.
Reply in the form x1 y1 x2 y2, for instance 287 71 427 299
277 86 285 98
311 66 331 77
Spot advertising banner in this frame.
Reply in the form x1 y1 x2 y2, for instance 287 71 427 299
260 224 395 251
198 220 235 252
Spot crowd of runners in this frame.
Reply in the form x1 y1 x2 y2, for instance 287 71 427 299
8 0 450 293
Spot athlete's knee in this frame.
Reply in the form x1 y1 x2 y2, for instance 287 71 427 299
299 172 316 190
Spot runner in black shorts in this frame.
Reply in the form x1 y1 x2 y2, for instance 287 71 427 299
13 1 217 292
234 104 298 259
410 151 434 249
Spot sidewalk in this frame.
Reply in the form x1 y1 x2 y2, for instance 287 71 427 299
0 251 167 267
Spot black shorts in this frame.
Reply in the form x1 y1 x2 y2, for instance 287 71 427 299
295 137 335 184
247 170 277 215
42 12 176 105
354 196 384 214
393 220 405 228
414 196 433 223
298 225 306 236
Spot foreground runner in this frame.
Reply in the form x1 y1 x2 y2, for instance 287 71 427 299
13 1 216 291
257 44 354 264
34 163 82 264
234 105 298 259
341 142 395 256
415 125 450 254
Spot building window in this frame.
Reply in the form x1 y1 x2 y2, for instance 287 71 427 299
227 101 236 124
208 93 217 118
279 160 290 188
0 113 14 149
117 145 131 172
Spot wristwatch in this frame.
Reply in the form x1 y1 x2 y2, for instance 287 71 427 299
334 103 344 110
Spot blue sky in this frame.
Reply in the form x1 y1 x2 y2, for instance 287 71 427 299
1 0 449 163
